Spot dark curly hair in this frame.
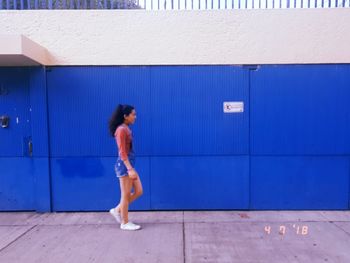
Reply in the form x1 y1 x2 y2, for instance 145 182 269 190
109 104 135 137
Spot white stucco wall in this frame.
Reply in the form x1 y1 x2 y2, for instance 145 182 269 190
0 9 349 65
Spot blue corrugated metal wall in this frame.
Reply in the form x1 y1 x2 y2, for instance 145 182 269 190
149 66 250 209
0 68 31 157
0 68 34 211
250 65 350 209
1 65 349 211
0 67 50 211
46 67 151 211
45 66 249 211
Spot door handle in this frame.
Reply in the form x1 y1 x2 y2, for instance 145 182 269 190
0 115 9 128
28 139 33 157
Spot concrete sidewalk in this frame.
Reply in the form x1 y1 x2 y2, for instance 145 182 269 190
0 211 349 263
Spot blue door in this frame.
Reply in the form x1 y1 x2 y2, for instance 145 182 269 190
46 66 250 211
46 67 151 211
150 66 250 209
0 68 34 210
250 65 350 209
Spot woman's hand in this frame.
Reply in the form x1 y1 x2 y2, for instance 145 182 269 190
128 168 138 180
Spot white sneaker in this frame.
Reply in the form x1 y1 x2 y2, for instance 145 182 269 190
109 208 121 223
120 222 141 231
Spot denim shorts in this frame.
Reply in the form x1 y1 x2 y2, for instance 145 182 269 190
114 154 136 178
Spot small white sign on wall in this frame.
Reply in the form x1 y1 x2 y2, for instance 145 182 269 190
223 102 244 113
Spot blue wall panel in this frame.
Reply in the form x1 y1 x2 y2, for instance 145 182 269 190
46 66 152 211
51 157 150 211
46 66 250 211
250 156 350 209
29 67 50 157
0 68 39 211
46 66 151 157
1 64 343 212
150 156 250 209
0 158 35 210
32 158 51 212
29 67 51 212
150 66 249 156
251 65 350 155
0 68 31 157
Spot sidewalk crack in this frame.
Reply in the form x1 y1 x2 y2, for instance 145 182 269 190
183 211 186 263
0 225 37 253
331 222 350 237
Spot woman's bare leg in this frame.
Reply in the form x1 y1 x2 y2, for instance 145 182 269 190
119 176 132 224
129 175 143 203
115 175 143 212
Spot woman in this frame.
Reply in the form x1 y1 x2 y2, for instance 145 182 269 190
108 104 143 231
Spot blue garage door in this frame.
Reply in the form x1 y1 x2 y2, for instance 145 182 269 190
45 65 349 211
250 65 350 209
150 66 250 209
46 67 151 211
0 68 34 210
46 66 250 211
2 65 349 212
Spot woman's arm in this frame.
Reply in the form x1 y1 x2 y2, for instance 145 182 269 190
124 159 138 179
116 128 129 162
116 127 137 179
123 159 133 171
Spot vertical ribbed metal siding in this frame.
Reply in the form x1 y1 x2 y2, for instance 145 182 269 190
150 65 249 156
250 65 350 155
150 156 250 209
47 65 249 157
46 66 151 157
46 66 152 211
250 156 349 209
2 65 350 211
46 65 250 211
0 68 35 210
250 64 350 209
42 64 350 211
150 66 250 209
0 68 31 157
